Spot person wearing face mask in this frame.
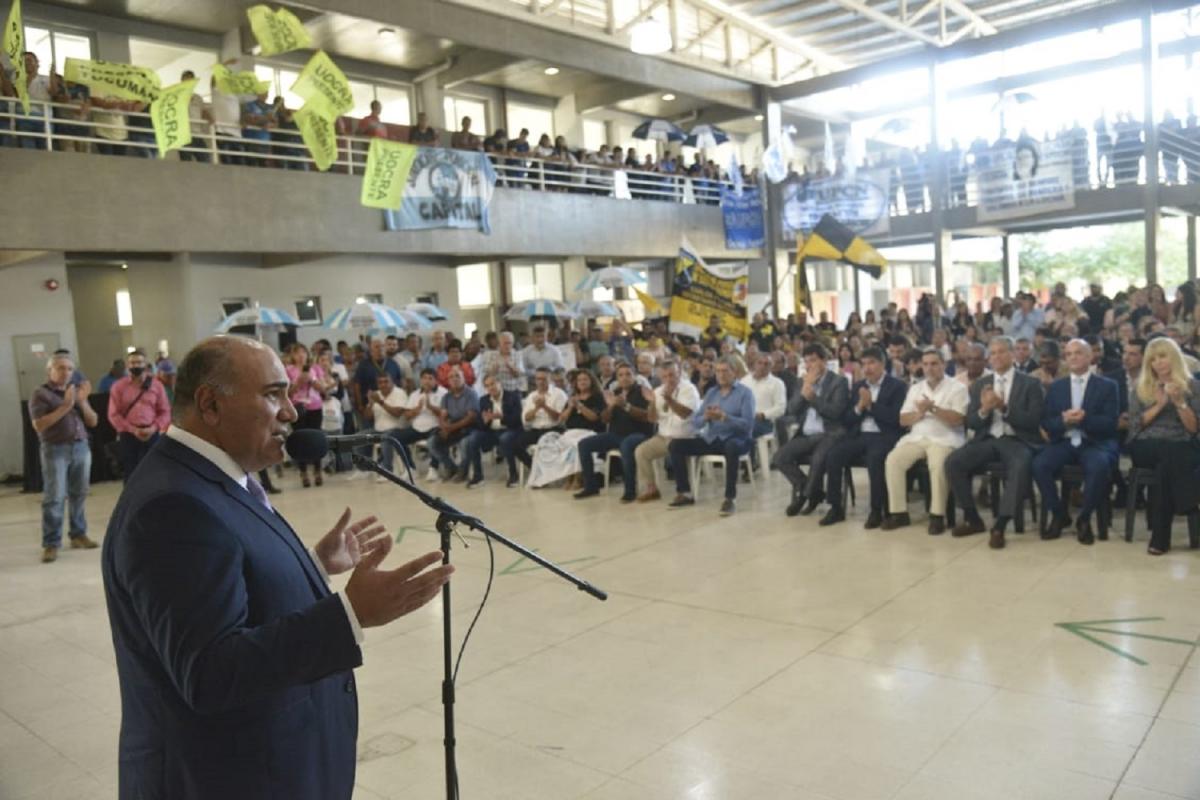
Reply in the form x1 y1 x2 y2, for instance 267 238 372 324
107 349 172 481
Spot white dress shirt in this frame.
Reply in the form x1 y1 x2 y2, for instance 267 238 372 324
739 372 787 421
522 386 569 429
860 378 884 434
165 426 364 643
800 372 833 436
1069 372 1090 446
987 369 1015 438
655 380 702 439
370 387 409 432
405 387 447 433
898 377 969 448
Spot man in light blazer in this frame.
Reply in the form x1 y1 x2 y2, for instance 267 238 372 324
102 336 454 800
946 336 1046 549
772 343 850 517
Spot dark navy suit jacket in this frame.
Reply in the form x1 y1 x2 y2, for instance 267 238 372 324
842 375 907 438
1041 372 1121 455
102 437 362 800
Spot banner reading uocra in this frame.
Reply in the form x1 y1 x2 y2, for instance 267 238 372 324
384 148 498 235
668 239 749 341
779 168 891 242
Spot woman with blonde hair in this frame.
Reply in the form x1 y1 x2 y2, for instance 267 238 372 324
1128 337 1200 554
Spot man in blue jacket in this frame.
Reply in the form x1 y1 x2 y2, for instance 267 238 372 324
821 347 907 528
667 356 756 516
1032 338 1121 545
462 373 523 487
102 336 454 800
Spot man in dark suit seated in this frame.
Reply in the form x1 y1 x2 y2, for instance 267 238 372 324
102 336 454 800
821 347 907 528
946 336 1045 550
772 343 850 517
1106 338 1144 507
1032 338 1121 545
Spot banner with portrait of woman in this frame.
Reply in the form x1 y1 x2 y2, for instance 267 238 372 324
975 137 1076 222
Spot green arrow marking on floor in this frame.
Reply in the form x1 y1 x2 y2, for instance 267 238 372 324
394 525 439 545
1055 617 1198 666
499 550 597 576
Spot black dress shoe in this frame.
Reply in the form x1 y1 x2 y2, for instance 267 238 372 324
800 492 825 516
951 517 987 537
819 507 845 526
880 513 911 530
573 487 600 499
928 515 946 535
785 498 805 517
1042 515 1068 540
989 528 1006 549
1076 517 1095 545
864 511 883 529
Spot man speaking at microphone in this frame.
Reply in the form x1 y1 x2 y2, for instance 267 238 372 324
102 335 454 800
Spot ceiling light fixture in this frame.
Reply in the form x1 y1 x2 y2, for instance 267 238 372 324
661 93 676 101
630 19 672 55
543 66 560 76
377 27 397 39
754 114 764 121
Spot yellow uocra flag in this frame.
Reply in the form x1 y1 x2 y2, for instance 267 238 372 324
360 138 417 210
246 5 312 57
150 79 196 158
294 105 336 171
634 286 665 317
64 57 161 103
212 64 270 97
4 0 28 114
290 51 353 120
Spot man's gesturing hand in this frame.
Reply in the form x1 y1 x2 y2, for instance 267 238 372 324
344 546 454 628
314 507 389 577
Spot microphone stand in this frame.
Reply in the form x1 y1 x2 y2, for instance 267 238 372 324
350 452 607 800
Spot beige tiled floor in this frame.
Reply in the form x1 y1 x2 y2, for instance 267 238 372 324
2 465 1200 799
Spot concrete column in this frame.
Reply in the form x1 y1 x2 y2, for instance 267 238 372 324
93 31 131 63
1002 234 1020 298
127 255 197 359
927 63 948 301
415 78 446 130
1142 10 1160 286
853 267 873 317
1188 216 1197 283
761 98 787 316
553 94 584 152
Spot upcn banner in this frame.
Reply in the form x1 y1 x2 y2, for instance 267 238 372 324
668 240 749 341
384 148 497 235
779 168 891 242
974 138 1075 222
720 187 765 250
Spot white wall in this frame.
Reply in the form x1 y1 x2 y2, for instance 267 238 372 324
0 255 79 478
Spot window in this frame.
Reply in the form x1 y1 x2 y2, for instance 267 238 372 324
376 86 411 125
506 102 554 142
115 290 133 327
444 95 488 135
456 264 492 307
583 119 607 151
355 293 383 305
128 38 218 96
25 25 92 75
295 296 322 324
221 298 250 317
510 263 564 302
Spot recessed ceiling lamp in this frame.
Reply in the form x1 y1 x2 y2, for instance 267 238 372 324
543 66 560 76
661 93 676 101
630 18 672 55
377 27 397 39
754 114 764 121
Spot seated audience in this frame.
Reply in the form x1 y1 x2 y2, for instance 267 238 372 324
574 363 655 501
429 367 480 482
463 375 523 488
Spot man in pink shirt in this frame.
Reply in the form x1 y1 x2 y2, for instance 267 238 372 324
107 349 172 481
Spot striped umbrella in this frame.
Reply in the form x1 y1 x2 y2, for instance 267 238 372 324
684 124 728 150
571 300 622 319
323 303 416 331
504 299 579 321
632 119 686 142
370 310 434 333
574 266 647 292
215 306 299 332
404 302 450 321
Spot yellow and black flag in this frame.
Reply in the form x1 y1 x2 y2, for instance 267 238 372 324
794 244 811 316
799 213 888 279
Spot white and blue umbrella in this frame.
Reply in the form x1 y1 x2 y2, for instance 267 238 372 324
324 303 420 331
504 299 579 321
404 302 449 321
571 300 622 319
215 306 299 332
684 124 728 150
574 266 647 292
373 309 434 332
632 119 686 142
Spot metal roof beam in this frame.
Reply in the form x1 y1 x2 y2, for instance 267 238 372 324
822 0 943 46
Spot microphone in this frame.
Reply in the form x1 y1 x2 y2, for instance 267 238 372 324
286 429 389 461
